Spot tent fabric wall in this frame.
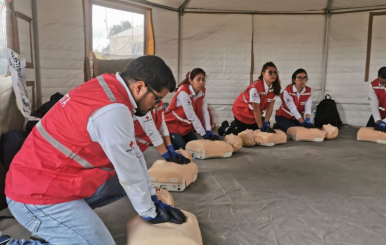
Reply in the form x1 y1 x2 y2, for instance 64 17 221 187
152 7 179 102
180 14 252 124
325 11 386 126
253 15 326 124
37 0 85 102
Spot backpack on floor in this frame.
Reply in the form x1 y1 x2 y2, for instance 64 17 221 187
314 94 342 129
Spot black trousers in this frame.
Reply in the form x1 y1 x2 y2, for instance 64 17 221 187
224 117 264 135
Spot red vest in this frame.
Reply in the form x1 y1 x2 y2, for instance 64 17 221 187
164 84 205 136
134 101 164 152
276 85 312 120
232 79 275 124
5 74 133 205
371 78 386 120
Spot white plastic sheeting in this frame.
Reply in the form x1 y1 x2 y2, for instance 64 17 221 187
253 15 326 124
152 8 179 85
180 14 252 123
325 11 386 126
37 0 85 102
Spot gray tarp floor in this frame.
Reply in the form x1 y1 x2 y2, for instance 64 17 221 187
1 127 386 245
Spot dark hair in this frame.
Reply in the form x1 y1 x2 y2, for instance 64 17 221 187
176 68 206 92
120 55 176 92
258 62 281 95
378 67 386 79
291 68 308 85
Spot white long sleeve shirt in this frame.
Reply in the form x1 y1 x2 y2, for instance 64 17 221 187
249 79 279 104
282 85 312 120
368 84 386 123
86 73 156 218
135 108 169 148
176 85 211 136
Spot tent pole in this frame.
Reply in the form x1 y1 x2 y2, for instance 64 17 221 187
177 0 191 83
178 10 182 83
32 0 42 107
320 12 330 100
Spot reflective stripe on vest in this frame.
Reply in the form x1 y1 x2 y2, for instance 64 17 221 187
156 106 163 112
280 106 293 116
97 75 117 102
35 75 118 171
172 111 192 124
242 92 254 111
136 137 150 145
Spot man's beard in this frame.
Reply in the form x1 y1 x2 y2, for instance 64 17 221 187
134 95 153 117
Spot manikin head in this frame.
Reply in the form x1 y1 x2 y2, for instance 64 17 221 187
258 62 281 95
378 67 386 87
120 56 175 116
291 68 308 91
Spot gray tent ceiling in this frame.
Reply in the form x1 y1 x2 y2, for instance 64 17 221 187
143 0 386 12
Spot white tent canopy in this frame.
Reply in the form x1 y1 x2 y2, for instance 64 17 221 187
7 0 386 127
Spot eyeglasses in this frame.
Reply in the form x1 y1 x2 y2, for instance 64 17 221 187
296 76 308 81
266 70 278 76
133 77 162 105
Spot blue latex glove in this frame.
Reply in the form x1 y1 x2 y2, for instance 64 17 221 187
167 145 190 164
301 117 315 129
202 130 219 140
260 121 275 133
142 195 186 224
162 148 189 164
375 121 386 133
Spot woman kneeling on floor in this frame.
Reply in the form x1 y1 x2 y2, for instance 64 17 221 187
164 68 219 150
275 68 314 133
219 62 281 136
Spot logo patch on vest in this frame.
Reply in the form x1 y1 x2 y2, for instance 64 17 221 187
259 92 266 95
59 94 70 107
144 115 153 122
126 141 134 152
300 102 306 105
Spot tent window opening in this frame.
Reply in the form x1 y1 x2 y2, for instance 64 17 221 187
92 4 145 59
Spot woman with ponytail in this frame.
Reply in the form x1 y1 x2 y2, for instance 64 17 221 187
219 62 281 135
275 68 314 133
164 68 219 150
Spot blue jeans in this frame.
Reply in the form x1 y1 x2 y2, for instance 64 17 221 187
275 115 302 133
170 131 198 150
6 174 126 245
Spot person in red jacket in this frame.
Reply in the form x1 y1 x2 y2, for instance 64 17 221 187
367 67 386 132
219 62 281 135
134 101 190 164
275 68 314 133
2 56 186 245
164 68 219 150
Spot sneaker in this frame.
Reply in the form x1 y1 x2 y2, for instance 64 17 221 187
218 120 229 136
0 235 11 245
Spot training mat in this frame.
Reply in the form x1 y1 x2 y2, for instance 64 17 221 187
2 127 386 245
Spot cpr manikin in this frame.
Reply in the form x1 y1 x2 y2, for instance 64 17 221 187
148 149 198 192
185 139 234 159
238 129 287 147
238 130 256 146
287 124 339 141
127 189 203 245
254 129 287 146
357 127 386 144
224 134 243 153
323 124 339 140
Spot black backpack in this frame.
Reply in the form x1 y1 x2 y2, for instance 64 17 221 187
315 94 342 129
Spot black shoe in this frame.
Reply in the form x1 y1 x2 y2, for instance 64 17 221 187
0 235 11 245
273 123 280 129
218 121 229 136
